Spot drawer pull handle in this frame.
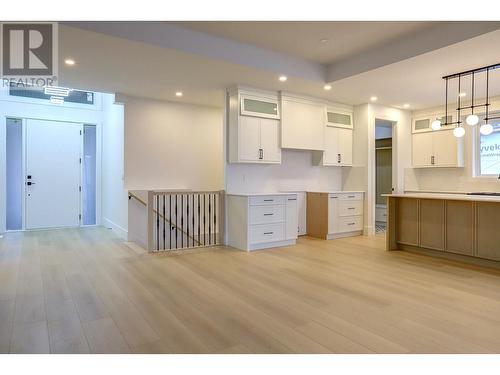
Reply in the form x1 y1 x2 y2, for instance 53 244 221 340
330 196 338 199
287 198 297 201
263 232 274 235
347 195 355 198
263 213 274 216
263 199 274 202
348 207 355 210
348 223 355 226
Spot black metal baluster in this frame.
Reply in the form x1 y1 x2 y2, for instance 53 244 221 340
203 194 206 246
156 195 159 251
198 194 201 247
208 193 212 245
175 194 178 249
187 195 189 247
192 194 195 247
162 195 166 250
214 194 217 245
169 194 172 250
181 194 184 249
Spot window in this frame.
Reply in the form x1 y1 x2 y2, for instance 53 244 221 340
477 118 500 176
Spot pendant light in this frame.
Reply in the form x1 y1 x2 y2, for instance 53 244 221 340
454 74 465 138
433 78 448 131
480 68 494 135
465 72 479 126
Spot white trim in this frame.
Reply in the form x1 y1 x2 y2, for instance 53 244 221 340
102 217 128 240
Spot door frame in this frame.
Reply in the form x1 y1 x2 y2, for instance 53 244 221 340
4 115 102 231
370 117 398 235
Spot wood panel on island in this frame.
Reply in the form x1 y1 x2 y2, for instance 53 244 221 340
385 193 500 264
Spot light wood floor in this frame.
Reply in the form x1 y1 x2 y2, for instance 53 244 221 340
2 227 500 353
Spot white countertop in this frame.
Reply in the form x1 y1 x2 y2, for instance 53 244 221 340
307 191 365 194
383 193 500 203
227 191 364 196
227 192 298 197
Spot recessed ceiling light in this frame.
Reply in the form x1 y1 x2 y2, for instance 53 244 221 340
279 75 287 82
64 58 75 66
459 92 467 97
175 91 183 97
324 84 332 91
370 96 378 102
320 38 329 43
403 103 410 108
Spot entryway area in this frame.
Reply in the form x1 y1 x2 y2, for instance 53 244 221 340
2 86 124 235
6 118 96 230
374 119 394 233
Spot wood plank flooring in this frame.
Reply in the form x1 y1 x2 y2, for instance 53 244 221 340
2 227 500 353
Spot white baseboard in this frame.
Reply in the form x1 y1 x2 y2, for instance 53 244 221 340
102 217 128 240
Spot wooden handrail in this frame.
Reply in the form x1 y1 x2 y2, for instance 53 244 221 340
129 192 201 246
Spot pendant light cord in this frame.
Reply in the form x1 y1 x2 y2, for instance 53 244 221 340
457 74 461 127
486 68 489 121
471 72 475 115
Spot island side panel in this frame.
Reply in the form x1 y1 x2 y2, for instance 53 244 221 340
396 197 419 247
306 192 328 239
445 200 474 256
386 196 398 251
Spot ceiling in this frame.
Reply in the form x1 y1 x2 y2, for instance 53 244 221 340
57 22 500 110
176 21 436 64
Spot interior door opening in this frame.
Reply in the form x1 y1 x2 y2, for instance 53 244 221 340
375 119 394 234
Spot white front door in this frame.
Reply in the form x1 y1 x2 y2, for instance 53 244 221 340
26 119 82 229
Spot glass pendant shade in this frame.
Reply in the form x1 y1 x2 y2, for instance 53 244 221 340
480 123 493 135
466 114 479 126
431 119 442 130
453 126 465 138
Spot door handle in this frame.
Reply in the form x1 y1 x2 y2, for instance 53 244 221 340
337 153 341 163
259 148 263 160
26 181 35 186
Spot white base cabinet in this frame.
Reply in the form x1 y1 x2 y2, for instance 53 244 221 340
306 192 364 240
327 192 364 239
227 194 298 251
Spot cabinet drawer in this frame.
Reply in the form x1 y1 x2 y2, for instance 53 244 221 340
249 195 286 206
337 193 363 201
337 216 363 233
338 200 363 216
375 207 387 222
249 223 284 244
249 205 285 224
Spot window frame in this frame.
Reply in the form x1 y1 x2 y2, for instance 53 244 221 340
474 113 500 178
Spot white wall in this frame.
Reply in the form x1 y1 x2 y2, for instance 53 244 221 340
120 94 224 191
226 149 342 193
343 103 412 234
101 94 128 238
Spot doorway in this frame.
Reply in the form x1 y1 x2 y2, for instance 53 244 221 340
6 118 97 231
375 119 394 233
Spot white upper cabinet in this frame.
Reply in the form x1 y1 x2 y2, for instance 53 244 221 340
316 126 353 166
280 95 325 151
228 88 281 164
240 94 280 119
412 113 455 133
412 129 464 168
326 108 353 129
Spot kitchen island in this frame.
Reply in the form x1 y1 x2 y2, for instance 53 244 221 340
384 193 500 262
